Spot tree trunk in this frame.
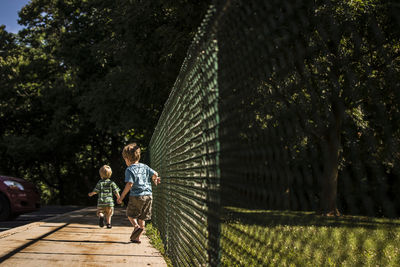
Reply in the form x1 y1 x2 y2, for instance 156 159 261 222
110 136 124 181
55 163 65 205
320 134 340 215
319 99 343 216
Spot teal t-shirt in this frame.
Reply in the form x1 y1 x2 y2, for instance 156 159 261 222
93 179 120 207
125 163 156 196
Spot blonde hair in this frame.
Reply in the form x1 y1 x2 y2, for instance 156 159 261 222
99 165 112 179
122 143 141 163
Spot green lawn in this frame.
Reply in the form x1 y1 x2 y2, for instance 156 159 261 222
147 208 400 266
220 207 400 266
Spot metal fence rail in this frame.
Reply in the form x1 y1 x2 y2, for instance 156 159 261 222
149 0 400 266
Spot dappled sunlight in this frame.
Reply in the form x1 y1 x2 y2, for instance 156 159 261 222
0 208 167 266
220 207 400 266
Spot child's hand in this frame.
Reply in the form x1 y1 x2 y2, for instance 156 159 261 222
117 197 122 204
88 192 92 197
155 177 161 186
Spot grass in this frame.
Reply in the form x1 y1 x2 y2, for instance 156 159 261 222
220 207 400 266
145 222 173 267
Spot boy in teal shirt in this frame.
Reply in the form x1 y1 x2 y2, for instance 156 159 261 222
89 165 120 228
117 143 161 243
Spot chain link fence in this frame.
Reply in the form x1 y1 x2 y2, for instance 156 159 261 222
149 0 400 266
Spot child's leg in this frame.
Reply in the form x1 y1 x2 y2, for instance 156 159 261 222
138 219 145 229
134 196 152 241
129 217 144 241
96 207 104 218
128 216 139 228
105 207 114 225
126 196 141 228
96 208 105 227
105 213 110 224
136 219 145 239
138 195 151 233
126 196 147 241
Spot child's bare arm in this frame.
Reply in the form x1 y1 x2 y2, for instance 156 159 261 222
88 192 97 197
117 182 133 204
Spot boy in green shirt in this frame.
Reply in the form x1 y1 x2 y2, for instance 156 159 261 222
88 165 120 228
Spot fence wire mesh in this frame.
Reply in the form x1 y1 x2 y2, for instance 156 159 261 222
149 0 400 266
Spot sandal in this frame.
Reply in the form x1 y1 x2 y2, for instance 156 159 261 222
131 240 141 244
130 227 143 241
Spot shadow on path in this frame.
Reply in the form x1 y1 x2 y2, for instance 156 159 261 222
0 223 69 263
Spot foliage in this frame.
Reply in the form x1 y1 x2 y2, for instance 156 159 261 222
0 0 210 204
218 0 400 216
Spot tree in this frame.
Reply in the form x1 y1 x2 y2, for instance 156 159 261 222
0 0 210 204
217 0 400 216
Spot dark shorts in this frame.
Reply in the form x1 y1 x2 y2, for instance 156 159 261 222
126 195 153 220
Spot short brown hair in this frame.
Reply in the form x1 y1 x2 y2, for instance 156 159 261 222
99 165 112 179
122 143 141 163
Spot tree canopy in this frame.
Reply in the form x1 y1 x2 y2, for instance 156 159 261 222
0 0 210 204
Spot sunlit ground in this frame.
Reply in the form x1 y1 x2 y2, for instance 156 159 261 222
220 207 400 266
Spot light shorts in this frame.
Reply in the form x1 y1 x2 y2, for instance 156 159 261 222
96 206 114 218
126 195 153 221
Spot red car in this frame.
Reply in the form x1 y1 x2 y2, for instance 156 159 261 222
0 175 41 220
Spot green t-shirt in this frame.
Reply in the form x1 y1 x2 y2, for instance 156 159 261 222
93 179 120 207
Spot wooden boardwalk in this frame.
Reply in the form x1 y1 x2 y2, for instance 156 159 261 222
0 207 167 266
